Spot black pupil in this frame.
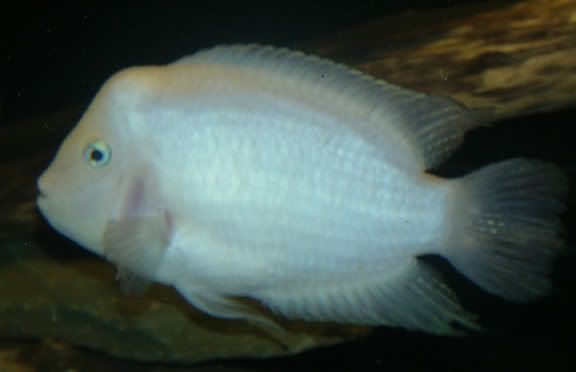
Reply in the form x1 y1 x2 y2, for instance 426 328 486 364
90 149 104 162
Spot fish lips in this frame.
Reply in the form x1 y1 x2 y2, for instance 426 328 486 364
35 178 50 211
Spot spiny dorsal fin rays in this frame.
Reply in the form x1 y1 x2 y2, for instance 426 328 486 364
174 44 489 170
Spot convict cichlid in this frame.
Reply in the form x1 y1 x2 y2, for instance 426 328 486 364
36 44 567 335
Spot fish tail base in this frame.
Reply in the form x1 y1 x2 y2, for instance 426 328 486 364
444 158 567 302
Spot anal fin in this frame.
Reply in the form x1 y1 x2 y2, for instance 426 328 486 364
258 259 479 335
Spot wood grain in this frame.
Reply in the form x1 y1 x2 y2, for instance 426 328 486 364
302 0 576 119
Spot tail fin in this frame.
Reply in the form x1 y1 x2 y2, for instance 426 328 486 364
444 159 567 302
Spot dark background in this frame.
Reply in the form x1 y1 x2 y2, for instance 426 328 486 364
2 1 488 124
1 1 574 371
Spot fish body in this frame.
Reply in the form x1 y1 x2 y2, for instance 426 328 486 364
37 45 566 334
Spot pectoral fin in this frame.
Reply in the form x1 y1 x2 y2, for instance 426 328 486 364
103 173 172 293
103 214 171 290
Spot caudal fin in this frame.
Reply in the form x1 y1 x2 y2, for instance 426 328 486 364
444 158 567 302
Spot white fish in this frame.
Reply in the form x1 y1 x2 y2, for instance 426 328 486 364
36 44 566 335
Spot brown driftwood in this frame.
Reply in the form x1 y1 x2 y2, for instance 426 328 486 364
301 0 576 120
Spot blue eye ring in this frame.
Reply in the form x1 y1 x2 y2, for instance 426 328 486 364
84 141 111 168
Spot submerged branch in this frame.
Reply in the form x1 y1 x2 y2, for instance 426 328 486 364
302 0 576 120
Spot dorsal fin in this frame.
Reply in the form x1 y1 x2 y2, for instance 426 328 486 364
173 44 489 170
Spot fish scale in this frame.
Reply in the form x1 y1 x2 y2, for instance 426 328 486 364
161 113 446 258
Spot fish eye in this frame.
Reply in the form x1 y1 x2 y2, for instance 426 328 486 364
84 141 111 168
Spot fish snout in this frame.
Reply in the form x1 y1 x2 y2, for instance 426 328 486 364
36 173 50 201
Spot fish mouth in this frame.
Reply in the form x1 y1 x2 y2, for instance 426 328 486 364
37 187 46 198
37 191 47 203
36 179 49 207
36 191 48 211
36 183 47 199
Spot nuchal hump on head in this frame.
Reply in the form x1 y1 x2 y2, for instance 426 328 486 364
96 66 170 109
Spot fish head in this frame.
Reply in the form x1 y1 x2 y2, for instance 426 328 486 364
36 72 141 255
